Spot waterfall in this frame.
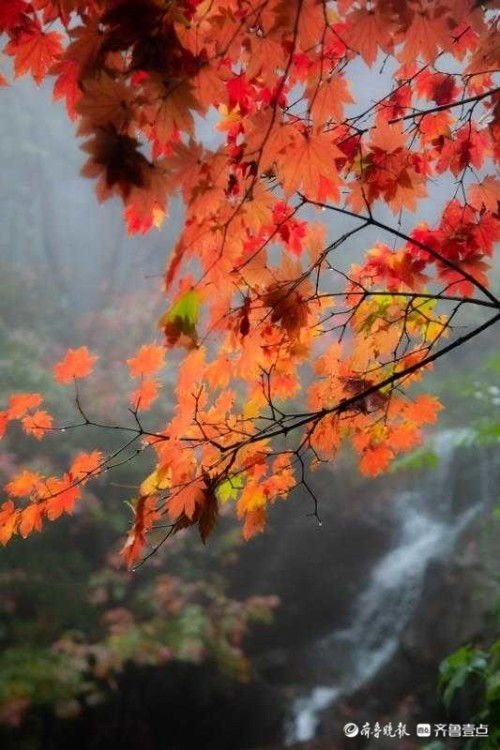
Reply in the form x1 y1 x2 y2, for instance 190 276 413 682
286 430 488 744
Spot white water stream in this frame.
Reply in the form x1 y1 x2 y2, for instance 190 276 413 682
286 430 487 744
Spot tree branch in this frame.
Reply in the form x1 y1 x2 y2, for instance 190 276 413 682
388 86 500 124
299 195 500 307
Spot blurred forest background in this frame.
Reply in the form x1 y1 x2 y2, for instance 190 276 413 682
0 79 499 750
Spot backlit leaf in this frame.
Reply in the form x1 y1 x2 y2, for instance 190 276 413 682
53 347 98 384
160 289 201 349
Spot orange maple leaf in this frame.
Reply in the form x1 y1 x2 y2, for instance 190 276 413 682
53 346 98 384
306 74 354 127
19 502 44 538
242 507 267 540
126 343 166 377
398 10 454 65
52 58 82 120
278 128 343 201
343 7 393 66
389 423 420 452
168 479 206 522
359 444 394 477
5 470 43 498
7 393 43 419
404 394 442 425
21 409 53 440
69 451 103 481
0 501 18 546
121 495 161 568
438 255 491 298
123 166 170 234
418 111 453 142
140 77 200 153
130 378 161 411
42 476 81 520
5 25 63 85
468 177 499 213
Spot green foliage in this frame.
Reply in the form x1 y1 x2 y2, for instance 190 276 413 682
435 351 500 434
439 645 489 708
390 446 439 473
457 420 500 448
0 648 87 723
436 641 500 750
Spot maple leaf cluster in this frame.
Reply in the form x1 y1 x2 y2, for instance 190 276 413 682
1 0 499 565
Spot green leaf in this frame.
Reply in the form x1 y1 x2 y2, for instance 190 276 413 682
160 288 201 348
216 475 244 504
438 645 488 708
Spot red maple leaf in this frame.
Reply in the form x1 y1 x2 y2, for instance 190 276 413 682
5 24 63 85
53 346 98 384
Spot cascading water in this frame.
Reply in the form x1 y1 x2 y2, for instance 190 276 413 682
286 430 488 744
